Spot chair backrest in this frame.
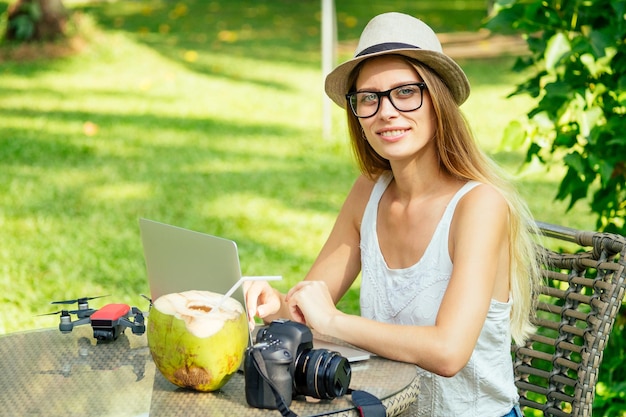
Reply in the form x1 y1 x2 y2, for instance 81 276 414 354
513 221 626 417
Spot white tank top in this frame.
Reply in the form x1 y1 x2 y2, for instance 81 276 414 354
360 172 519 417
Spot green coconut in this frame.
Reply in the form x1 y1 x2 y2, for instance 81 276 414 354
147 290 248 392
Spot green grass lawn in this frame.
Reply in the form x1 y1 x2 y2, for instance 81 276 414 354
0 0 596 334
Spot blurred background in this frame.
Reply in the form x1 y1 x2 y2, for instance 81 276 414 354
0 0 596 334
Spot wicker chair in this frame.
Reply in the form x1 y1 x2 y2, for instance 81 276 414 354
513 221 626 417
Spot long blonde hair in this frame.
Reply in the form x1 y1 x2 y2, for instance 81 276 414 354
345 56 542 345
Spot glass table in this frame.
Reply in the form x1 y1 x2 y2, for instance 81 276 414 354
0 325 419 416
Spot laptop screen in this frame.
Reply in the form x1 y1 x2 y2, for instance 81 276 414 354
139 218 245 307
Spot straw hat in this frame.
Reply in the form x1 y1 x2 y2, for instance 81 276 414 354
324 12 470 107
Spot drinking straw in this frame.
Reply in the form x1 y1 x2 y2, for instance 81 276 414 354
213 276 282 312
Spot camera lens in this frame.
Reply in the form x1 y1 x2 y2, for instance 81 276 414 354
93 329 114 341
293 349 351 399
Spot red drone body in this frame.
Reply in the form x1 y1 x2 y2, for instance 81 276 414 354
44 296 146 342
90 303 131 322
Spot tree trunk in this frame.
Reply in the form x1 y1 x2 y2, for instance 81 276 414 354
6 0 68 42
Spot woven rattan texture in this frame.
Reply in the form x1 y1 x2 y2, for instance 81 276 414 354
513 225 626 417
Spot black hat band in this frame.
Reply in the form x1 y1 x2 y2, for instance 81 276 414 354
355 42 421 58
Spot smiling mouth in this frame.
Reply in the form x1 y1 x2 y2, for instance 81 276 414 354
379 129 407 138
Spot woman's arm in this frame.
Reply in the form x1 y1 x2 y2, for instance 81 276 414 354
245 175 374 325
288 184 511 377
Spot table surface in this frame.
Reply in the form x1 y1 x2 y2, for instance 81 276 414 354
0 325 419 417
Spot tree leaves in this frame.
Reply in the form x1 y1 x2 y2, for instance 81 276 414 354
545 32 571 71
488 0 626 234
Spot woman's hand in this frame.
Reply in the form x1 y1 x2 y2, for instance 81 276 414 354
243 280 282 331
286 281 341 333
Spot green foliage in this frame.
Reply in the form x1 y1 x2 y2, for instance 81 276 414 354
7 0 41 40
486 0 626 235
487 2 626 414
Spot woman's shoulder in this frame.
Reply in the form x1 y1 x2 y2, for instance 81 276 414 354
340 173 385 221
346 174 376 205
454 182 509 225
351 173 385 195
462 182 507 206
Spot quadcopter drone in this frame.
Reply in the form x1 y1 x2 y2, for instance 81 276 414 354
42 295 146 342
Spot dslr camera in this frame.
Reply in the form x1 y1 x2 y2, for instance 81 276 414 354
244 319 352 410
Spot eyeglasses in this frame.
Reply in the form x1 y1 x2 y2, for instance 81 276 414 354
345 83 427 118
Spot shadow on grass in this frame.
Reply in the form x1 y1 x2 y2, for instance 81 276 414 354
1 105 354 208
68 0 495 87
0 95 356 294
74 0 324 66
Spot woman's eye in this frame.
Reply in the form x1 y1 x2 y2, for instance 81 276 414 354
395 86 417 97
360 93 378 104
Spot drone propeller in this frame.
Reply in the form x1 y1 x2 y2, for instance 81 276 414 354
39 306 95 320
51 295 109 305
38 309 74 317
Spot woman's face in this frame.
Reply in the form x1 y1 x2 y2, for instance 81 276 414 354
355 56 436 166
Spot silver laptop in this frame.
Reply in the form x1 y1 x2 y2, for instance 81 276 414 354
139 218 370 362
139 218 246 307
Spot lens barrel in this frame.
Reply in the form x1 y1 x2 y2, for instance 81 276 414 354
293 349 351 399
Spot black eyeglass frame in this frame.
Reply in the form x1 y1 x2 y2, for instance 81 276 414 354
345 82 428 119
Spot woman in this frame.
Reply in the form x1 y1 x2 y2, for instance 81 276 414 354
246 12 540 417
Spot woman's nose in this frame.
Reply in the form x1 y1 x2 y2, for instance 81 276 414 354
378 96 398 118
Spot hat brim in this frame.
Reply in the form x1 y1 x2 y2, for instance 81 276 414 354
324 48 470 108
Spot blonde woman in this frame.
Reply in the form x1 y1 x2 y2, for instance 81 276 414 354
246 12 541 417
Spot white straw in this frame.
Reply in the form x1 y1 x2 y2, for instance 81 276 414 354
213 276 282 312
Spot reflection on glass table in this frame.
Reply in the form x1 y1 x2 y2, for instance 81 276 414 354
0 325 419 417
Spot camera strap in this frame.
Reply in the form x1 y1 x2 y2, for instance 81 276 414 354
251 349 385 417
349 389 386 417
250 349 298 417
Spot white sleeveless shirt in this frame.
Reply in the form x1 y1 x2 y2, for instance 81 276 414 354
360 172 519 417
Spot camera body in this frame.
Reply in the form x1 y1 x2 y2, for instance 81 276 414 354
244 319 351 410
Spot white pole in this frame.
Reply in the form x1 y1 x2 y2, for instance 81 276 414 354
321 0 336 140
